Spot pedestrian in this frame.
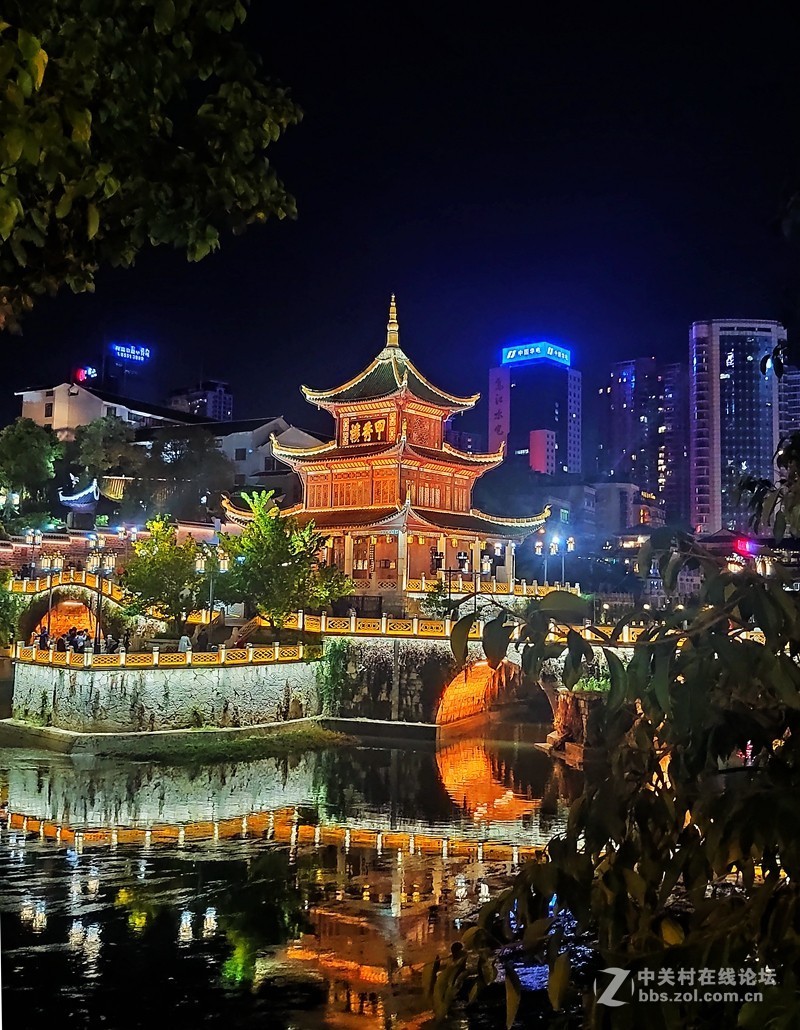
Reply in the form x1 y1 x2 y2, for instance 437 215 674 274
38 628 49 649
56 636 67 653
196 627 209 651
178 633 192 652
123 630 131 651
105 635 118 654
67 626 78 649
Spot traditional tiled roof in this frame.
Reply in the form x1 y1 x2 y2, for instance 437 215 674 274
271 434 502 471
413 507 550 539
300 297 480 412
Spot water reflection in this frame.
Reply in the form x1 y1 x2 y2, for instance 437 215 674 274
0 729 580 1028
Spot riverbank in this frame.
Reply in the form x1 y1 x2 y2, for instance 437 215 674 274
0 714 437 760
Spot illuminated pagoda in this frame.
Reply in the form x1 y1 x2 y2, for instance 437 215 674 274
224 298 548 610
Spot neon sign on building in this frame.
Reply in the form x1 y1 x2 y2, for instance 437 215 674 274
109 343 151 364
501 341 571 367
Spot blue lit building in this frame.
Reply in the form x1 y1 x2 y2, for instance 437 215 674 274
488 340 581 474
690 319 783 533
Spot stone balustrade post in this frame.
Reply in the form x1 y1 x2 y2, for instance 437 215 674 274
152 646 159 666
444 617 452 635
83 647 93 668
185 646 192 666
412 616 419 635
349 613 357 634
320 612 327 632
297 609 305 631
218 644 226 664
246 643 254 664
381 613 388 635
118 648 126 667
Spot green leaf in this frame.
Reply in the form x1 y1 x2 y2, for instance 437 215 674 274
603 647 628 713
505 966 522 1029
547 952 570 1011
30 47 48 90
536 590 589 621
154 0 176 33
421 957 440 998
5 127 25 165
482 614 513 669
87 202 99 240
66 106 92 144
450 612 478 667
55 190 73 219
774 510 786 542
17 29 41 61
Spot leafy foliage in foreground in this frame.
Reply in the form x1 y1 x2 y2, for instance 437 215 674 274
0 0 301 328
432 527 800 1027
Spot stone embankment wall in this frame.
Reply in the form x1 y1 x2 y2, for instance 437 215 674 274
13 661 320 732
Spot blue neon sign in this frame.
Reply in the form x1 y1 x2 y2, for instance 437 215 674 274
110 342 152 364
501 341 571 367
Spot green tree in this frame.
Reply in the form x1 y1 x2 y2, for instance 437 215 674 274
120 515 199 631
220 491 353 630
75 415 143 480
0 417 61 508
432 531 800 1027
0 0 301 329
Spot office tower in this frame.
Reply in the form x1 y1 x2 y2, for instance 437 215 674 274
597 358 689 523
779 365 800 439
529 429 557 475
488 341 581 474
689 319 783 534
169 379 234 422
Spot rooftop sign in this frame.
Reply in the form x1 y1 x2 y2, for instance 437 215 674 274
109 342 152 364
501 341 571 367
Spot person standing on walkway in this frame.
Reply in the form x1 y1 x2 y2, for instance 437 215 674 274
178 633 192 652
196 627 209 651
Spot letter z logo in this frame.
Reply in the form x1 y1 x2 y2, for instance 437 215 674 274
594 967 632 1007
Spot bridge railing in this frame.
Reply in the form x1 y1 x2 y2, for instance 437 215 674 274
14 641 324 670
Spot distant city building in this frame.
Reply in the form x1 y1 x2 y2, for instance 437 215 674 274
443 418 484 453
597 358 688 523
169 379 233 422
778 365 800 440
529 429 557 475
488 340 581 474
592 481 666 543
16 382 200 440
689 319 783 534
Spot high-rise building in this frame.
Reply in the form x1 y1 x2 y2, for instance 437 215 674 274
169 379 233 422
779 365 800 440
488 341 581 474
689 319 783 534
596 358 689 523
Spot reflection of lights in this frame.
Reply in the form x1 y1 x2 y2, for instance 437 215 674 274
477 843 484 863
69 919 85 948
478 881 490 902
87 866 100 895
409 835 415 855
344 829 351 852
70 877 82 899
20 896 35 924
442 839 448 859
412 886 421 903
116 888 133 906
454 875 468 902
376 832 383 856
362 885 371 901
314 825 321 846
512 846 520 865
202 908 217 938
128 911 147 934
84 924 102 960
137 860 146 881
179 911 193 943
177 827 185 847
32 901 47 932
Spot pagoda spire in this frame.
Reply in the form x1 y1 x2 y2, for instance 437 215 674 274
386 293 399 348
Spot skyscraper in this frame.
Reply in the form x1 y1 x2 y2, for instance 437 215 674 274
488 341 581 474
778 365 800 440
596 358 689 523
689 319 783 534
169 379 234 421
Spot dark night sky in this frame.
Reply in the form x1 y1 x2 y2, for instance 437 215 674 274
7 6 800 443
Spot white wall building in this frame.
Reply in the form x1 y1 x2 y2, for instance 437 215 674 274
16 383 197 440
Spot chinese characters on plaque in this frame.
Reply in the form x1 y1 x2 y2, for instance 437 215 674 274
487 366 510 452
342 413 396 445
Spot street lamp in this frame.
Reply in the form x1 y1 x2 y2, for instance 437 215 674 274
88 543 117 649
39 552 64 634
195 546 229 623
24 528 43 577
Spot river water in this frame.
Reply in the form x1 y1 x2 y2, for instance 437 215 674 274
0 725 582 1028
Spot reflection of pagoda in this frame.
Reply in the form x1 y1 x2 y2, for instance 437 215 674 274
226 298 548 610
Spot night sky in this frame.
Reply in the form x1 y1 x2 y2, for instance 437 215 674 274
8 6 800 444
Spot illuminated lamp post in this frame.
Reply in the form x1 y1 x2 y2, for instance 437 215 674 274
88 544 117 650
195 546 229 622
40 552 64 634
24 528 43 576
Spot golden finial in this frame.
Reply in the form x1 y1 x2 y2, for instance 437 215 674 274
386 293 399 347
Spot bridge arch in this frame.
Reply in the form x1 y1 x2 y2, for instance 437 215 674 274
16 586 123 644
435 659 524 725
